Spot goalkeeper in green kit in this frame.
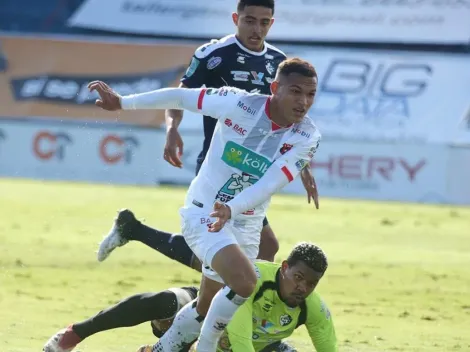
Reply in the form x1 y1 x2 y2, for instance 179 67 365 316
142 242 337 352
207 242 337 352
44 242 336 352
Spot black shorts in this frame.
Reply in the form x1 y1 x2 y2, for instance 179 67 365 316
196 157 269 228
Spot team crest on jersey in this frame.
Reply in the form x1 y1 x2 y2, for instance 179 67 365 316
280 143 293 155
265 61 275 75
207 56 222 70
280 314 293 326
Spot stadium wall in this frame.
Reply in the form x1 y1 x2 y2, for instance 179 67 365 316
1 117 469 205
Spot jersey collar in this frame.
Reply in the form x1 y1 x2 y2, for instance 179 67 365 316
265 97 293 132
234 35 267 56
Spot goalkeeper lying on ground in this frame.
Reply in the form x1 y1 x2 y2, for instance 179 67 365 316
44 242 337 352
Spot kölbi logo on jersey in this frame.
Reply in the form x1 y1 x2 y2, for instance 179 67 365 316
222 141 272 178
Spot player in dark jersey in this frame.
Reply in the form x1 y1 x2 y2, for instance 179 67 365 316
43 287 198 352
96 0 319 271
42 286 298 352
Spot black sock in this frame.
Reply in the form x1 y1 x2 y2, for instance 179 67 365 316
127 222 194 268
72 291 178 340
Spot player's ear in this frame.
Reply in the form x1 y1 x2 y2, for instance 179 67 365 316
270 81 278 95
281 260 289 275
232 12 239 26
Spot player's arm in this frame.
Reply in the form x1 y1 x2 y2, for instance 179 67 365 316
165 83 186 130
305 297 338 352
226 133 321 218
120 86 242 119
87 79 242 120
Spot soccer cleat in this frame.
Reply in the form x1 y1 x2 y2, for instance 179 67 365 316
97 209 137 262
43 325 81 352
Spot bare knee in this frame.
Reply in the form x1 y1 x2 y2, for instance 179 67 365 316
212 245 257 298
258 225 279 261
227 265 257 298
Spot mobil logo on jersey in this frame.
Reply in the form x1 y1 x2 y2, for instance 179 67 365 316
237 100 257 116
222 141 272 178
311 58 432 130
99 134 139 164
32 130 73 161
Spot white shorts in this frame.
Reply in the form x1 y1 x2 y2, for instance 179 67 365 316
179 205 262 283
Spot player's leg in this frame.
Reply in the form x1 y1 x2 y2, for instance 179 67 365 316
97 209 201 271
43 291 182 352
152 275 221 351
195 243 257 351
153 208 258 351
257 217 279 261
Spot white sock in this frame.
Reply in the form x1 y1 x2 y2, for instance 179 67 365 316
196 286 248 352
152 299 204 352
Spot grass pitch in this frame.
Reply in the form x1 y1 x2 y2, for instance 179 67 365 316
0 178 469 352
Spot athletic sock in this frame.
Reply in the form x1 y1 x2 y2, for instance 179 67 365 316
196 286 248 352
152 299 204 352
127 221 194 268
72 291 178 339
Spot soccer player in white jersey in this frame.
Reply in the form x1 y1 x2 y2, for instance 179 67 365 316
88 57 320 351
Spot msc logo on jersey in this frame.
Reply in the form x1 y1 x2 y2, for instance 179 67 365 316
280 314 293 326
221 141 272 178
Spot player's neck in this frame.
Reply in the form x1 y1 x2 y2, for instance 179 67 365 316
269 98 291 127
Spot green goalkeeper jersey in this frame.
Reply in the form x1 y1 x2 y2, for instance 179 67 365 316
217 261 337 352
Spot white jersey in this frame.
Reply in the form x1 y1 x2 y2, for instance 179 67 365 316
184 86 321 226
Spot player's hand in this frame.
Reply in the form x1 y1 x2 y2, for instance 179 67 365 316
209 202 231 232
164 127 184 168
300 167 319 209
88 81 122 111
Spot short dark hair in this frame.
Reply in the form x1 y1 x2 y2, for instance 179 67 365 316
237 0 275 14
287 242 328 274
277 58 318 80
